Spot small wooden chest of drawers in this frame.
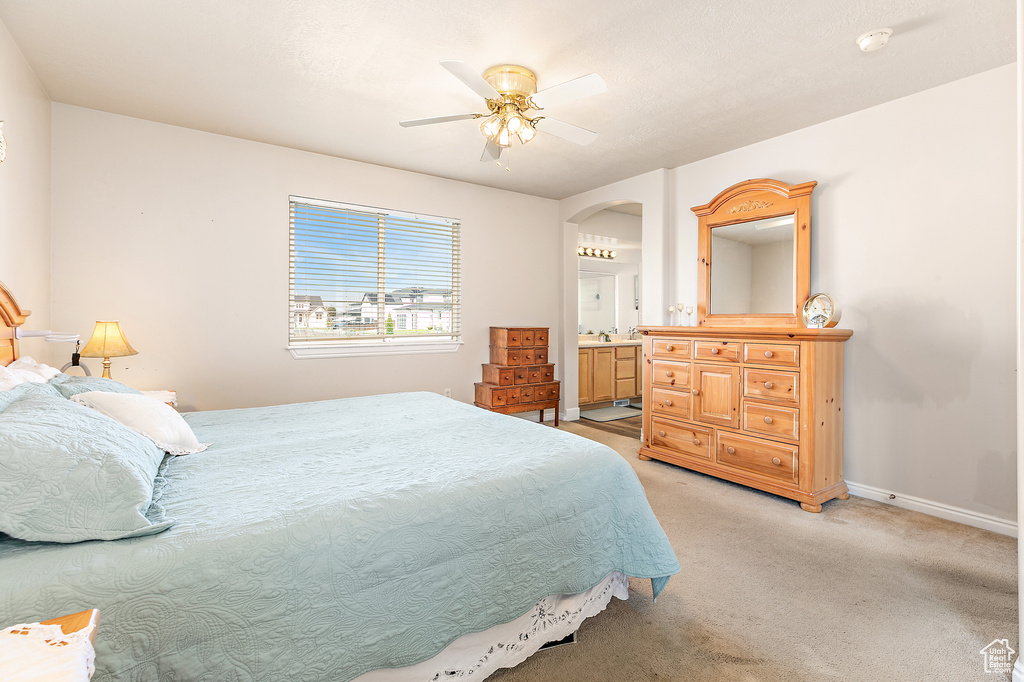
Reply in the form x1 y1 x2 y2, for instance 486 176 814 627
638 326 852 512
475 327 559 425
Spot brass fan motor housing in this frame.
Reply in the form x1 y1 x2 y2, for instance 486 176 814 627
483 65 537 101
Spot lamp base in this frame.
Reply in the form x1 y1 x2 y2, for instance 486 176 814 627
101 357 112 379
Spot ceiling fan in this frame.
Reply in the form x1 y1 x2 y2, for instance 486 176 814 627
400 61 607 163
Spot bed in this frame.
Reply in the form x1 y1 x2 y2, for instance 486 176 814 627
0 281 680 680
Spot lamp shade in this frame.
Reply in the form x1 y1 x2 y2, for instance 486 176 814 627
80 321 138 359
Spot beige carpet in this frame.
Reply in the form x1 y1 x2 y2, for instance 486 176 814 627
490 420 1018 682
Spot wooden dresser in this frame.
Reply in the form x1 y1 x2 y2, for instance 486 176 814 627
638 327 851 512
475 327 560 425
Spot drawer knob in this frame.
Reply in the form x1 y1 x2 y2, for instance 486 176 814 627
726 446 735 455
666 345 674 351
711 348 720 355
772 457 782 466
764 416 774 425
518 374 525 379
692 438 701 446
691 388 700 396
764 350 774 358
764 382 774 390
658 430 666 437
664 399 673 407
665 371 674 378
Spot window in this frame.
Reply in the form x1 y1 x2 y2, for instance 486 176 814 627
288 196 462 357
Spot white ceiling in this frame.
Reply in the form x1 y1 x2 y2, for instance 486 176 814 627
0 0 1014 199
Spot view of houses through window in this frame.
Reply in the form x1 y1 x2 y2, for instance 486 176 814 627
289 197 461 345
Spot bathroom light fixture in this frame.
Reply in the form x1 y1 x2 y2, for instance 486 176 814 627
578 246 616 259
857 28 892 52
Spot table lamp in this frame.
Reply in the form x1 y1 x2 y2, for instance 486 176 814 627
80 321 137 379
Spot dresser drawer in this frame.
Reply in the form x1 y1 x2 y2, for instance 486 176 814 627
539 364 555 382
742 401 800 441
652 339 690 359
651 360 690 389
534 329 549 347
505 387 521 405
519 385 535 402
521 329 535 346
743 368 799 404
489 347 522 366
534 382 560 401
650 386 691 421
534 348 549 364
694 340 740 363
744 342 799 368
717 432 798 484
512 366 534 385
651 417 712 460
490 327 523 347
482 364 514 386
474 383 507 407
521 348 537 365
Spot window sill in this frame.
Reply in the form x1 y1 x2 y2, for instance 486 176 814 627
288 339 463 359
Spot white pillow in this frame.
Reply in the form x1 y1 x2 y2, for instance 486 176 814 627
71 391 209 456
8 356 62 381
0 365 22 392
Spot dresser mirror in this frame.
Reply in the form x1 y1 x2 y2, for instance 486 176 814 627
693 178 816 328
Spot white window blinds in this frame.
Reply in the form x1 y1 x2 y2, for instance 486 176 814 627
289 196 461 347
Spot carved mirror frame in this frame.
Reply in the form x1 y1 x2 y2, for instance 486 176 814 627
693 178 816 328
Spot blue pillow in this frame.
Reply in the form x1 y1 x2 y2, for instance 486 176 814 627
0 381 63 413
49 374 142 399
0 393 173 542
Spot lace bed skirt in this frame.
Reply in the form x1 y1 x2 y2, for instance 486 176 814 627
355 571 629 681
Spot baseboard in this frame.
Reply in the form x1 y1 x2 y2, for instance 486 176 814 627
565 407 580 422
846 481 1017 537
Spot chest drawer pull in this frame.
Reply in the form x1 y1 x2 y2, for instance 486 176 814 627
666 345 674 351
664 399 673 407
764 350 774 358
692 438 701 446
691 388 700 396
764 381 774 390
764 416 773 425
711 348 720 355
658 430 666 437
665 370 674 377
772 457 782 466
726 446 735 455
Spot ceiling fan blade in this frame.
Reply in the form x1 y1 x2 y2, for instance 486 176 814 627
530 73 607 109
399 113 482 127
534 117 598 146
440 61 501 100
481 140 503 162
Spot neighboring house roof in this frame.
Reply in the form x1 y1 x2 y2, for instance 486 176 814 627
292 294 325 308
395 303 451 311
361 293 400 304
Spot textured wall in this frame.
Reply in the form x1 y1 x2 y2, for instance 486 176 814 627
0 19 51 361
50 105 559 412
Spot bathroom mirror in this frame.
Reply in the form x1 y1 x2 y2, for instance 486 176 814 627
578 271 617 334
693 178 816 328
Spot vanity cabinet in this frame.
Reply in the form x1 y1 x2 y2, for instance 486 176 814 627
639 328 850 512
579 345 642 406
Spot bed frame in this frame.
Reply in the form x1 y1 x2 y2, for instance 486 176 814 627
0 280 29 367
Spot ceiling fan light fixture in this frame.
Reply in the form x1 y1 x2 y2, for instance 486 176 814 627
516 124 536 144
480 114 501 138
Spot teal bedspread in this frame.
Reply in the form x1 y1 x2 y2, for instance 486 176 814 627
0 392 679 680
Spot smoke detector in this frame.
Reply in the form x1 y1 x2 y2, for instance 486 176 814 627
857 28 893 52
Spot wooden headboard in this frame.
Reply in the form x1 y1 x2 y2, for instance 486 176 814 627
0 280 30 366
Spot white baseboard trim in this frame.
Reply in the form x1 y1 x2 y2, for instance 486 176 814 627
564 407 580 422
846 481 1017 537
